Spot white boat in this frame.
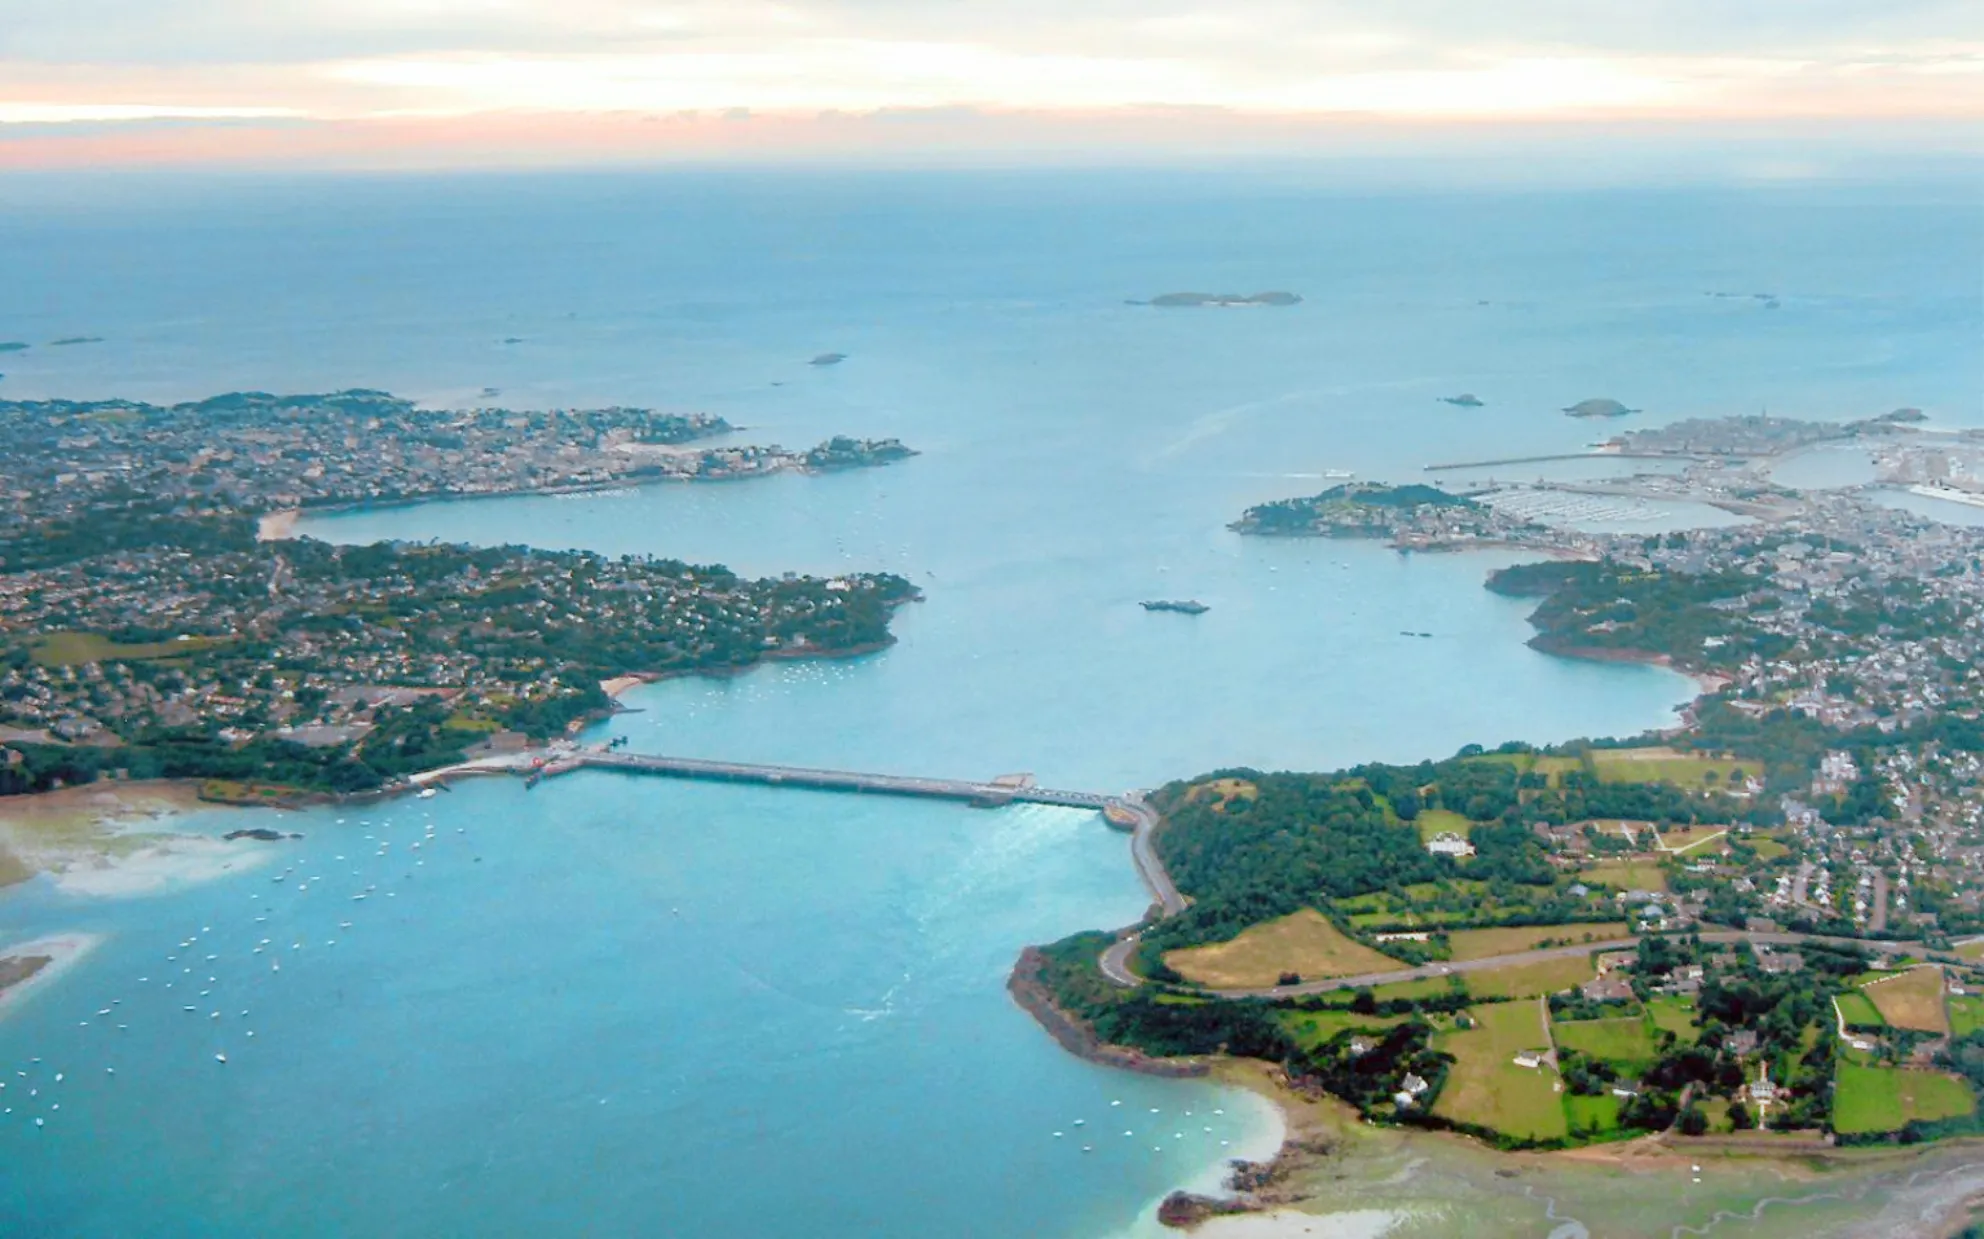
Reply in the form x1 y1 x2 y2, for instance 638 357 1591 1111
418 788 438 800
1323 468 1355 479
214 1054 227 1065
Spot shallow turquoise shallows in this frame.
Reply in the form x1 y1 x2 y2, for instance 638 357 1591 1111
0 168 1976 1237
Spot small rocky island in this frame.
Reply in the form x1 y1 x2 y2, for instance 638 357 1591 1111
809 352 847 366
1142 600 1210 615
1135 292 1302 308
1440 393 1484 408
803 436 917 470
1563 397 1640 419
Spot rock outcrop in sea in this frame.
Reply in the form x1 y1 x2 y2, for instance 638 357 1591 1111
1562 397 1640 419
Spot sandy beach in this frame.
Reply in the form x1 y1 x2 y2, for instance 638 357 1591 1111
52 834 277 897
0 779 278 896
256 508 301 541
600 673 657 698
0 932 105 1018
1125 1059 1984 1239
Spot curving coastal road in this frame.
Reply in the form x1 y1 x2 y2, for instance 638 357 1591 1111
1120 793 1187 916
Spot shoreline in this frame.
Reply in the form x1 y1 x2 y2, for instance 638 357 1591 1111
1006 947 1210 1079
259 457 905 541
1528 637 1731 695
0 932 105 1018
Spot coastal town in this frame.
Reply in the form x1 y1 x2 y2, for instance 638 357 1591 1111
0 389 918 799
1033 410 1984 1168
0 388 914 535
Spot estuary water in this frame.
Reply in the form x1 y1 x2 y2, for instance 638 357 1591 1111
0 168 1978 1237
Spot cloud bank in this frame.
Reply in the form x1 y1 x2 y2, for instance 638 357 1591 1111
2 0 1978 167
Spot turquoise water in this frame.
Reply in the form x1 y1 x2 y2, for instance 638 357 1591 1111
0 169 1978 1236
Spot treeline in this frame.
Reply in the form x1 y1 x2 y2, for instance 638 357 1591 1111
0 504 258 573
1486 560 1787 670
1143 771 1448 951
1032 933 1293 1059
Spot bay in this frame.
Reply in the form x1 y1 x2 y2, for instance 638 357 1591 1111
0 168 1975 1236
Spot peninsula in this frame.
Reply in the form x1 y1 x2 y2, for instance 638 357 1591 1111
1231 482 1533 545
0 389 914 517
1029 413 1984 1172
0 390 920 807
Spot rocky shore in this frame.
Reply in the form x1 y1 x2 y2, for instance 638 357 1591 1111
1006 947 1209 1079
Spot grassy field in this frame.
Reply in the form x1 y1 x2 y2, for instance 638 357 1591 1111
1434 1000 1568 1142
1590 747 1753 788
30 631 228 667
196 780 309 805
1646 995 1700 1043
1579 860 1668 892
1835 991 1887 1030
1184 777 1259 810
1749 838 1792 862
1165 908 1402 989
1416 808 1473 842
1465 753 1582 785
1466 955 1597 1000
1447 923 1629 962
1957 940 1984 962
1366 976 1462 1004
1862 967 1949 1034
1653 826 1729 854
1281 1009 1410 1050
1553 1016 1656 1065
1832 1065 1975 1135
1564 1092 1622 1134
1951 995 1984 1040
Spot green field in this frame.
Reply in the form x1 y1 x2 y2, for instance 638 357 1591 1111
1646 995 1700 1043
30 630 228 666
1956 940 1984 963
1835 992 1887 1030
1467 955 1597 1000
1579 860 1668 893
1360 976 1462 1005
1416 808 1473 842
1281 1009 1410 1050
1564 1092 1622 1135
1434 1001 1568 1142
1589 747 1754 788
1447 924 1629 961
1749 838 1792 862
1832 1065 1975 1135
1653 826 1729 854
1951 995 1984 1039
1553 1016 1656 1065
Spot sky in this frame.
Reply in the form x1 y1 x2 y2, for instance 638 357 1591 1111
1 0 1981 169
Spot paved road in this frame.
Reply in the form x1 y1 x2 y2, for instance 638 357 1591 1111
1120 794 1187 916
1100 935 1143 986
1209 929 1934 1000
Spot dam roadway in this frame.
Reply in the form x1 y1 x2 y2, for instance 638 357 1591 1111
518 748 1188 915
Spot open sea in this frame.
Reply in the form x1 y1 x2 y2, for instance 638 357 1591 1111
0 166 1979 1237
